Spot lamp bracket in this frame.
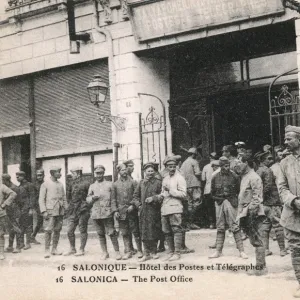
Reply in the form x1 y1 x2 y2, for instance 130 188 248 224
97 113 127 131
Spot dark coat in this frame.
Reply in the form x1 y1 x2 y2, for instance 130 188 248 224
133 177 162 241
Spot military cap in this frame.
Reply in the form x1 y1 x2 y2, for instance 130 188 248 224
143 162 155 170
164 156 177 166
219 156 229 166
16 171 26 176
94 165 105 172
188 147 197 154
210 152 218 159
235 141 246 148
285 125 300 134
70 166 82 172
254 151 263 160
274 145 284 153
49 166 61 172
259 151 271 161
36 169 44 175
2 174 11 180
116 163 127 172
263 144 272 152
123 159 134 166
211 160 220 167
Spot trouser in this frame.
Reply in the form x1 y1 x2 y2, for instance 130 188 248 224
93 218 119 252
0 216 8 253
187 187 202 225
263 205 285 251
240 215 267 268
119 216 142 253
284 228 300 284
143 240 158 256
19 212 33 246
215 200 244 252
32 210 43 238
43 215 63 251
66 211 90 251
202 194 216 227
162 214 183 254
6 212 21 249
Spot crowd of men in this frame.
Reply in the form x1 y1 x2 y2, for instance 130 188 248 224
1 125 300 297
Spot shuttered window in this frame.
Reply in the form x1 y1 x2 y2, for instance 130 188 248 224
34 59 112 156
0 78 29 135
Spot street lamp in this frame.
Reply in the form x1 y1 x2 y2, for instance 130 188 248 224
87 75 126 131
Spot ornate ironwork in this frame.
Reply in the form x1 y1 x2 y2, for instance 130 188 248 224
144 107 160 125
121 0 129 20
97 113 126 131
98 0 112 24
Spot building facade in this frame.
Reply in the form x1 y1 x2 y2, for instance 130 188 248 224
0 0 299 183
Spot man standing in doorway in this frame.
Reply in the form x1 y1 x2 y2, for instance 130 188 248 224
16 171 36 250
39 166 68 258
277 125 300 298
64 167 90 257
256 152 288 257
209 157 248 259
161 156 187 261
2 174 22 253
31 169 45 245
180 147 202 230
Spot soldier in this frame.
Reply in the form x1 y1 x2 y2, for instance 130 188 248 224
256 152 288 257
64 167 90 257
39 166 68 258
133 162 163 261
180 147 202 230
31 169 45 245
16 171 36 250
202 152 218 229
235 155 267 276
222 145 239 173
270 146 284 183
2 174 21 253
161 156 187 261
209 157 248 259
0 183 16 260
277 125 300 298
112 164 142 260
86 165 121 260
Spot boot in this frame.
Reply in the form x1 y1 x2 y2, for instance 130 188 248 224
138 255 151 262
157 237 165 252
51 231 62 255
5 246 13 253
134 236 143 258
122 236 132 260
44 232 51 258
0 237 5 260
110 234 121 260
262 228 272 256
8 232 15 249
23 233 31 250
79 232 88 255
165 235 175 255
74 249 85 256
99 236 109 259
30 237 41 245
129 234 137 254
291 249 300 289
275 226 286 253
233 231 248 259
211 230 225 256
169 232 182 261
247 246 267 276
65 234 76 256
181 232 194 254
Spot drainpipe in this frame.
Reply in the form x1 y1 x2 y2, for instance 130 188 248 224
93 1 118 181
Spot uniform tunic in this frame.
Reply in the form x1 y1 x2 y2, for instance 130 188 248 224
133 177 162 241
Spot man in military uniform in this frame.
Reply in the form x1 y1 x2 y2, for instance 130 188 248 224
222 145 239 173
180 148 202 230
2 174 21 253
256 152 288 257
31 169 45 245
39 166 68 258
0 183 16 260
209 157 248 259
86 165 121 260
277 125 300 297
64 167 90 256
112 164 142 259
16 171 36 250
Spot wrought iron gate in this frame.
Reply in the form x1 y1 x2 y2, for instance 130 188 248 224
138 93 167 176
269 68 300 148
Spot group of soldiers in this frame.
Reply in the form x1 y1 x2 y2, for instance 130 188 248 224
2 125 300 297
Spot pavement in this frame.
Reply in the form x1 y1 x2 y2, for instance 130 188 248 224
0 229 298 300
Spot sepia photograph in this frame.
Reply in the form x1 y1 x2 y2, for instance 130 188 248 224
0 0 300 299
